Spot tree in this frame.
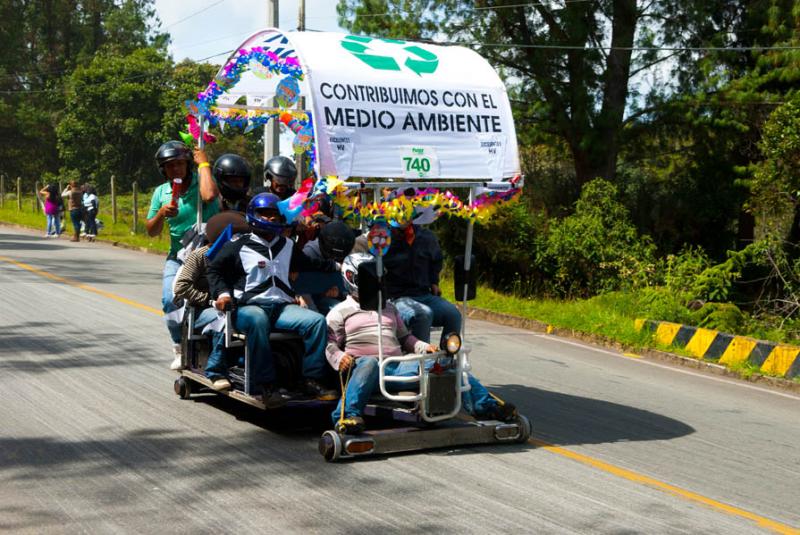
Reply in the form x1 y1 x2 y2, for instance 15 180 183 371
0 0 164 186
749 95 800 241
57 47 171 190
337 0 736 187
159 60 265 177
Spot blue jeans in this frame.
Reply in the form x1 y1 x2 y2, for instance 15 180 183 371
69 209 82 234
461 373 495 415
235 303 328 390
85 209 98 236
45 214 59 235
392 294 462 344
331 357 420 424
331 358 496 424
195 307 227 380
162 259 183 344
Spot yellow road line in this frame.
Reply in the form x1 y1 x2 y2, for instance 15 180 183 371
0 255 163 316
529 438 798 534
2 255 797 534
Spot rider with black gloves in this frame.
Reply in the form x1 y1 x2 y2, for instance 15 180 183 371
206 193 339 407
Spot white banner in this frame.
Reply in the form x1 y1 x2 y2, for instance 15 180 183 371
289 32 519 181
211 30 520 182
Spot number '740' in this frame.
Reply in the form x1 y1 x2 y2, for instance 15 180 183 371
403 157 431 173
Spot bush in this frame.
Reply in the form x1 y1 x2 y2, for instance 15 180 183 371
539 179 657 297
636 287 694 324
435 194 547 295
662 246 712 292
690 302 745 332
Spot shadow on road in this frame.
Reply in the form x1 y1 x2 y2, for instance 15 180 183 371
0 232 68 251
0 322 161 372
492 383 695 446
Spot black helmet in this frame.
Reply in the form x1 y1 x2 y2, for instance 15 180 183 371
212 154 251 201
319 221 356 262
155 140 192 178
263 156 297 186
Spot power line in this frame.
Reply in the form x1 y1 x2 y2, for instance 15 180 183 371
339 0 593 19
162 0 226 30
172 28 262 52
454 42 800 52
299 28 800 52
195 49 235 62
0 70 171 94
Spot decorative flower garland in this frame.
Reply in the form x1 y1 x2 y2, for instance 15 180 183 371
198 47 303 108
184 47 316 167
276 175 521 227
333 186 522 226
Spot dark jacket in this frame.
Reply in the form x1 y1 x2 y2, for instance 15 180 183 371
381 226 443 298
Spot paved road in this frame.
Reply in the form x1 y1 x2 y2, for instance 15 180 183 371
0 226 798 534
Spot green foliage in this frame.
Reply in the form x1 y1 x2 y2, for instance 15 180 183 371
662 247 712 292
57 47 171 191
540 179 657 297
691 302 745 332
636 288 694 325
748 95 800 240
0 0 164 188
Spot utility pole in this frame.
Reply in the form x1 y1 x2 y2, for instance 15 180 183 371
298 0 305 31
296 0 306 182
263 0 280 178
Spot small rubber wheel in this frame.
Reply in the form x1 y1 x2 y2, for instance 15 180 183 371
318 430 342 462
174 377 192 399
515 414 532 443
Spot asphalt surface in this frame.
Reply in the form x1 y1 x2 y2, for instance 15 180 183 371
0 226 798 534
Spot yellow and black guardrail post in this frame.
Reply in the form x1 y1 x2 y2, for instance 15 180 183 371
635 319 800 378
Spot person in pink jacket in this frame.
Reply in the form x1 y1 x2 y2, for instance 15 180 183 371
39 183 62 237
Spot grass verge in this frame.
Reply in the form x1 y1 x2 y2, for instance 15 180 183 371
440 277 797 381
0 192 169 254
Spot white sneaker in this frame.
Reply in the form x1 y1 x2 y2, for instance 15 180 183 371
211 378 231 391
170 344 184 370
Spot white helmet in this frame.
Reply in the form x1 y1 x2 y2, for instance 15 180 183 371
341 252 374 299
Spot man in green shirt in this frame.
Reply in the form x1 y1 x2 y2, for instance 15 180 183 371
146 140 220 369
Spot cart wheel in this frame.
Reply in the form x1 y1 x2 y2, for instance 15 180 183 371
318 430 342 462
174 377 192 399
515 414 532 443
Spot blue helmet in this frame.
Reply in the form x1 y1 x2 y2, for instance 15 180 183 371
246 192 285 234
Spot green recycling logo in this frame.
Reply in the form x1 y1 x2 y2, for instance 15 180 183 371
341 35 439 76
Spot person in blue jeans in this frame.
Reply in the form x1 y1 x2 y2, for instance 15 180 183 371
207 193 339 408
146 141 220 369
326 253 516 434
173 211 251 390
355 219 461 345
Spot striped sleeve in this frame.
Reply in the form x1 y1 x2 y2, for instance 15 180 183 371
173 247 210 306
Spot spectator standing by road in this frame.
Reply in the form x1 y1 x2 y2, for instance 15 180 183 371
39 183 62 238
82 186 99 241
62 181 84 242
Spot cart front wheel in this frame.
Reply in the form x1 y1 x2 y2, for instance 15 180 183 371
318 430 342 462
515 414 532 443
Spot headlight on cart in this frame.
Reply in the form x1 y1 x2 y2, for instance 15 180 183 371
444 332 462 355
